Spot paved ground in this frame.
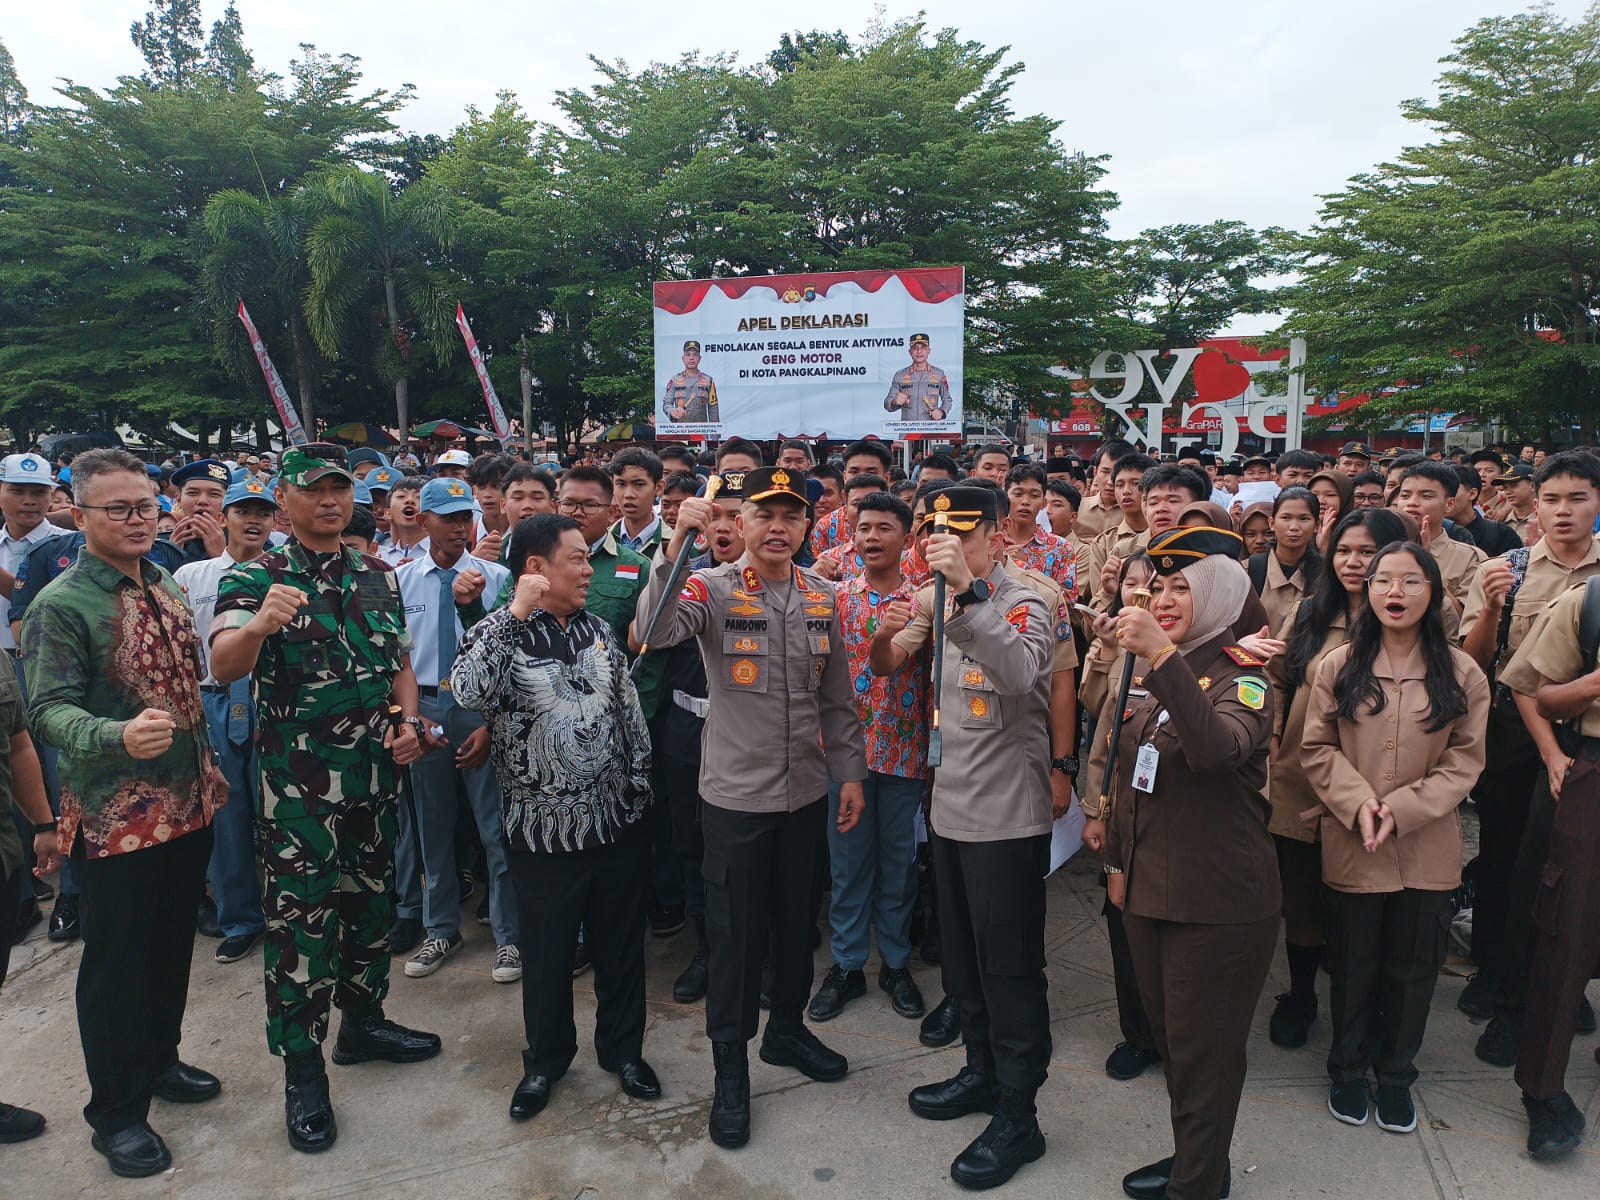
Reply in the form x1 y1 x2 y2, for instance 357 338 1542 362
2 847 1595 1199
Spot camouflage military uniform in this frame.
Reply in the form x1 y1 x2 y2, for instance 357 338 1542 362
213 541 413 1056
663 371 719 422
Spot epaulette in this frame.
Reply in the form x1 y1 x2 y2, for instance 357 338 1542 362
1222 645 1266 668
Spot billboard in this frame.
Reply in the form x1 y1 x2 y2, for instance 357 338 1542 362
652 267 965 439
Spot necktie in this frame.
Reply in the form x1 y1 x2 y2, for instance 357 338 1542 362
437 567 458 709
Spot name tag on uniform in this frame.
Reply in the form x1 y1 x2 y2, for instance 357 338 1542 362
1132 743 1159 793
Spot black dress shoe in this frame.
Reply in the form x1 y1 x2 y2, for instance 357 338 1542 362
1457 970 1501 1018
47 894 80 943
673 944 709 1003
1475 1016 1519 1067
196 897 222 939
0 1101 46 1143
950 1111 1045 1190
331 1013 442 1065
1268 991 1317 1048
879 966 926 1018
285 1074 337 1153
908 1067 999 1121
151 1061 221 1104
808 964 866 1021
509 1074 552 1121
388 916 423 957
759 1024 848 1082
1578 994 1596 1035
709 1042 750 1148
648 902 686 938
1524 1092 1584 1159
617 1060 662 1100
1105 1041 1161 1081
1121 1155 1232 1199
920 994 961 1047
91 1123 172 1178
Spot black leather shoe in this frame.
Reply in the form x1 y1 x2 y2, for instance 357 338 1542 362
331 1013 441 1065
950 1111 1045 1190
709 1042 750 1148
1121 1155 1231 1199
91 1123 172 1178
759 1024 848 1082
617 1060 661 1100
0 1101 45 1143
196 896 222 939
1457 970 1501 1018
673 944 709 1003
1475 1016 1519 1067
920 994 961 1047
880 966 926 1018
388 916 423 957
908 1067 999 1121
1578 994 1596 1035
285 1074 337 1153
1524 1092 1584 1159
509 1074 552 1121
47 894 80 943
1105 1041 1161 1080
1268 991 1317 1048
151 1061 221 1104
807 965 866 1022
648 902 686 938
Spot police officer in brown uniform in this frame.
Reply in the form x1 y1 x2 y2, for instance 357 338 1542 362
1103 526 1281 1200
631 467 867 1149
886 486 1055 1191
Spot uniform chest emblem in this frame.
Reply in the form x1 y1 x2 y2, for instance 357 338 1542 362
805 604 832 617
731 658 760 686
732 636 760 653
963 669 984 687
805 590 831 604
730 601 764 617
1236 676 1267 710
969 696 989 718
1197 676 1212 691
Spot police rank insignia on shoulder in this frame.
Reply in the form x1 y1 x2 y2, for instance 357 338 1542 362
1005 603 1029 632
1223 645 1266 668
1236 675 1267 710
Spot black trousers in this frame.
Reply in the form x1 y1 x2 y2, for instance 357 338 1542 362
1103 893 1156 1052
1493 768 1556 1027
701 800 822 1042
932 831 1051 1097
507 826 648 1079
1469 708 1540 975
1323 886 1453 1089
73 827 212 1136
657 757 705 922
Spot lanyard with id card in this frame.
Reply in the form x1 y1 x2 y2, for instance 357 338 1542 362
1131 709 1168 794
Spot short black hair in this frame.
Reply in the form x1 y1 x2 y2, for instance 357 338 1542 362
973 443 1013 465
658 444 697 469
662 471 700 497
716 437 765 467
342 505 376 543
561 464 614 499
1398 461 1459 496
1046 479 1082 509
1095 439 1134 468
1449 462 1481 496
1533 449 1600 492
777 439 815 465
1352 470 1386 489
1387 452 1425 474
1140 462 1208 501
502 463 556 494
1005 463 1047 489
854 491 913 532
388 475 424 499
608 447 663 483
919 452 961 478
844 472 887 496
509 513 581 574
1111 451 1156 479
842 439 892 470
467 453 514 490
809 463 844 488
1275 449 1322 473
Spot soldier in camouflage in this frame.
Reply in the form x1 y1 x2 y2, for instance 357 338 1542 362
209 444 438 1156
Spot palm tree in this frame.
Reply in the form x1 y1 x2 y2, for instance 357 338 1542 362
199 185 325 428
303 166 456 437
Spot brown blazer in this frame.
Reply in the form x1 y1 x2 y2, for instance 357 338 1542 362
1265 603 1350 842
1300 641 1489 893
1104 632 1281 924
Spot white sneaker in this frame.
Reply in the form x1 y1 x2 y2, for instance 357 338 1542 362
405 933 463 978
492 944 522 984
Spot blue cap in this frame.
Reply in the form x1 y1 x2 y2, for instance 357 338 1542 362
158 495 173 513
172 459 231 489
366 466 398 492
353 478 374 507
229 466 253 485
420 476 476 515
145 462 163 479
347 448 391 471
1 453 52 485
56 467 71 484
224 478 278 509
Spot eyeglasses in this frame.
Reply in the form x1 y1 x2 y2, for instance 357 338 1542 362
1367 573 1428 596
77 501 160 523
557 499 610 515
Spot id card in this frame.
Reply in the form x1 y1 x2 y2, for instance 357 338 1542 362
1132 743 1159 793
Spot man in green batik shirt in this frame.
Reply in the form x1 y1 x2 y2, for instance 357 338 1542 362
210 443 434 1157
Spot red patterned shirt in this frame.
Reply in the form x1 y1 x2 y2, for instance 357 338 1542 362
810 508 851 558
836 574 929 779
1004 528 1077 600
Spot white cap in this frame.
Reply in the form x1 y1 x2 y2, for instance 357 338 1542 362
434 448 472 468
1 453 53 485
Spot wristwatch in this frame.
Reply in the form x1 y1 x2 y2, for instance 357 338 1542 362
1051 755 1079 776
953 578 991 608
31 820 56 835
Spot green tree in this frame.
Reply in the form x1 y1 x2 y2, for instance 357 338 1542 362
1280 3 1600 443
1110 221 1285 349
203 2 256 86
131 0 205 88
303 166 458 438
0 37 27 144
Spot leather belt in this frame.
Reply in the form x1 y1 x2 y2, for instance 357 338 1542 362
200 683 231 695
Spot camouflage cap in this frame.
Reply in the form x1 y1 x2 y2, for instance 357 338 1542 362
279 443 353 487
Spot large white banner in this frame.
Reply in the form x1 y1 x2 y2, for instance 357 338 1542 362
652 267 965 439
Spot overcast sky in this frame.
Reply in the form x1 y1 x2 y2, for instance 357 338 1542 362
7 1 1591 334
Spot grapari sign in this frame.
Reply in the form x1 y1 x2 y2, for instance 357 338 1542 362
1082 338 1307 457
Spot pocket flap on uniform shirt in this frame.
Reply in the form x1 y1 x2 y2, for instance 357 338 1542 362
957 660 993 690
723 632 767 656
807 633 830 656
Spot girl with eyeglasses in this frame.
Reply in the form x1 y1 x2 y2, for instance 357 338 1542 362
1301 541 1489 1136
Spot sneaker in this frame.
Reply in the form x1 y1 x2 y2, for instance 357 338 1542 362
215 931 260 963
1524 1091 1584 1159
1375 1085 1417 1134
491 945 522 984
475 892 490 926
648 903 686 938
1457 970 1501 1019
1328 1080 1369 1126
404 933 463 978
1104 1041 1160 1081
1268 991 1317 1048
1474 1016 1519 1067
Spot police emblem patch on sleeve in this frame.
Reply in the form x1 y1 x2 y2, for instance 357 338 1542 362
1005 603 1029 632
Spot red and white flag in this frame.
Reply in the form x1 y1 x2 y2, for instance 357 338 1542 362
237 301 309 447
456 304 511 442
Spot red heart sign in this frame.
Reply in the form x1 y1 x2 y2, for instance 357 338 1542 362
1192 351 1253 402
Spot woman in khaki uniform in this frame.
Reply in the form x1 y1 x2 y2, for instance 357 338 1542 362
1103 526 1280 1200
1301 541 1488 1135
1264 509 1409 1049
1248 487 1322 636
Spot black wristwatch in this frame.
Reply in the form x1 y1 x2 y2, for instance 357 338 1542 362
953 578 991 608
31 820 56 835
1051 756 1079 776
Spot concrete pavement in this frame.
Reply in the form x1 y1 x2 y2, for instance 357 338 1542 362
1 850 1595 1199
